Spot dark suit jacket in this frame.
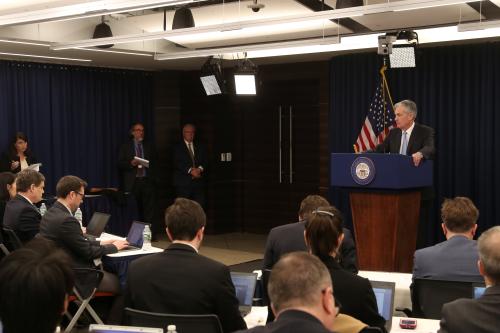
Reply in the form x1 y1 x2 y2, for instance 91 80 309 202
412 235 482 282
124 243 246 333
235 309 333 333
118 140 157 192
375 123 435 159
262 221 358 273
438 285 500 333
173 142 207 187
3 194 41 243
39 201 117 268
0 152 37 173
321 255 386 331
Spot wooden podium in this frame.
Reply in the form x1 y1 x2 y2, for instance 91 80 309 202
331 153 433 273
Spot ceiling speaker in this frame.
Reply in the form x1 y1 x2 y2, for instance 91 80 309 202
172 7 195 30
93 18 114 49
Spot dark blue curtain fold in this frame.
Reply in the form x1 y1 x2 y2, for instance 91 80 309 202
0 61 154 194
329 42 500 245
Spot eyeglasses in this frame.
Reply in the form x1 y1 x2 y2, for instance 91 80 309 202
74 191 85 198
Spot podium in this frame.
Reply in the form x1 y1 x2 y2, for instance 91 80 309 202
331 153 433 272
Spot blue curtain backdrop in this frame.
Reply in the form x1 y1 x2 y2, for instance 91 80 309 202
0 61 154 194
329 41 500 245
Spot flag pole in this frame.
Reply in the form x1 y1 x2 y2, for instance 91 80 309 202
379 65 394 139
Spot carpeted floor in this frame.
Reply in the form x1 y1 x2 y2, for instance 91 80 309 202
152 232 267 266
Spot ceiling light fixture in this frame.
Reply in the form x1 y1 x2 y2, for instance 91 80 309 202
0 39 50 46
0 0 209 27
154 36 340 60
0 52 91 62
75 48 153 56
457 19 500 32
50 0 475 50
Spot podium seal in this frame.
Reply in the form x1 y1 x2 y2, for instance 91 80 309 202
351 157 375 185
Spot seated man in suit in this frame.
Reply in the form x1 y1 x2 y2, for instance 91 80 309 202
40 175 128 293
124 198 246 333
412 196 482 283
235 252 339 333
0 238 74 333
263 195 358 274
438 226 500 333
3 169 45 243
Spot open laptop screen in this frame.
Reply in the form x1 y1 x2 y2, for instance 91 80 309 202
126 221 146 248
86 212 111 237
230 272 257 309
371 280 395 331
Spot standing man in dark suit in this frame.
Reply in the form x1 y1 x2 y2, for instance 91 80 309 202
375 99 435 248
438 226 500 333
173 124 207 208
375 99 435 165
235 252 338 333
118 123 158 233
124 198 246 333
3 169 44 243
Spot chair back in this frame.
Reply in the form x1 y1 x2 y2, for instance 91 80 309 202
125 308 223 333
73 268 104 299
360 327 383 333
412 278 475 319
1 227 23 251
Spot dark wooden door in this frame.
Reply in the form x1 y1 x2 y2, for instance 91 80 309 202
240 79 320 233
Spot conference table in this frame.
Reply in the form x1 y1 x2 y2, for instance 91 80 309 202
244 306 439 333
244 307 440 332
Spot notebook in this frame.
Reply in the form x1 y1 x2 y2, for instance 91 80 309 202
230 271 258 316
89 324 162 333
85 212 111 237
371 280 396 332
120 221 147 251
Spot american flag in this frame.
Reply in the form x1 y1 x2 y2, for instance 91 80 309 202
354 81 395 153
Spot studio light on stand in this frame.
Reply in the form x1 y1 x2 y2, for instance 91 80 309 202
378 30 418 68
234 56 257 95
200 56 225 96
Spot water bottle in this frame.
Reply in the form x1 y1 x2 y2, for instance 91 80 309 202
166 325 177 333
39 202 47 216
142 224 152 249
74 207 83 227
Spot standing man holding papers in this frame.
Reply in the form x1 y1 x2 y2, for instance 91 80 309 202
118 123 158 235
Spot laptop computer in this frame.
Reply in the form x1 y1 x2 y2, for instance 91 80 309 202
85 212 111 238
120 221 147 251
230 271 258 316
370 280 396 332
89 324 162 333
472 282 487 299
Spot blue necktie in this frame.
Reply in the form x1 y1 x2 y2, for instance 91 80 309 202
400 131 408 155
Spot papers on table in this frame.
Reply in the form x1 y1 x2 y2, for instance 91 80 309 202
27 163 42 171
133 156 149 168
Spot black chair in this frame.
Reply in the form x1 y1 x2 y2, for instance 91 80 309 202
1 227 22 252
125 307 223 333
360 327 383 333
411 278 477 319
64 268 108 333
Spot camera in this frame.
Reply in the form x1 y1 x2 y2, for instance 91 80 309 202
247 0 265 12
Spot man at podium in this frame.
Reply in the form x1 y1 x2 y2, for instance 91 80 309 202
375 99 435 166
375 99 435 248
